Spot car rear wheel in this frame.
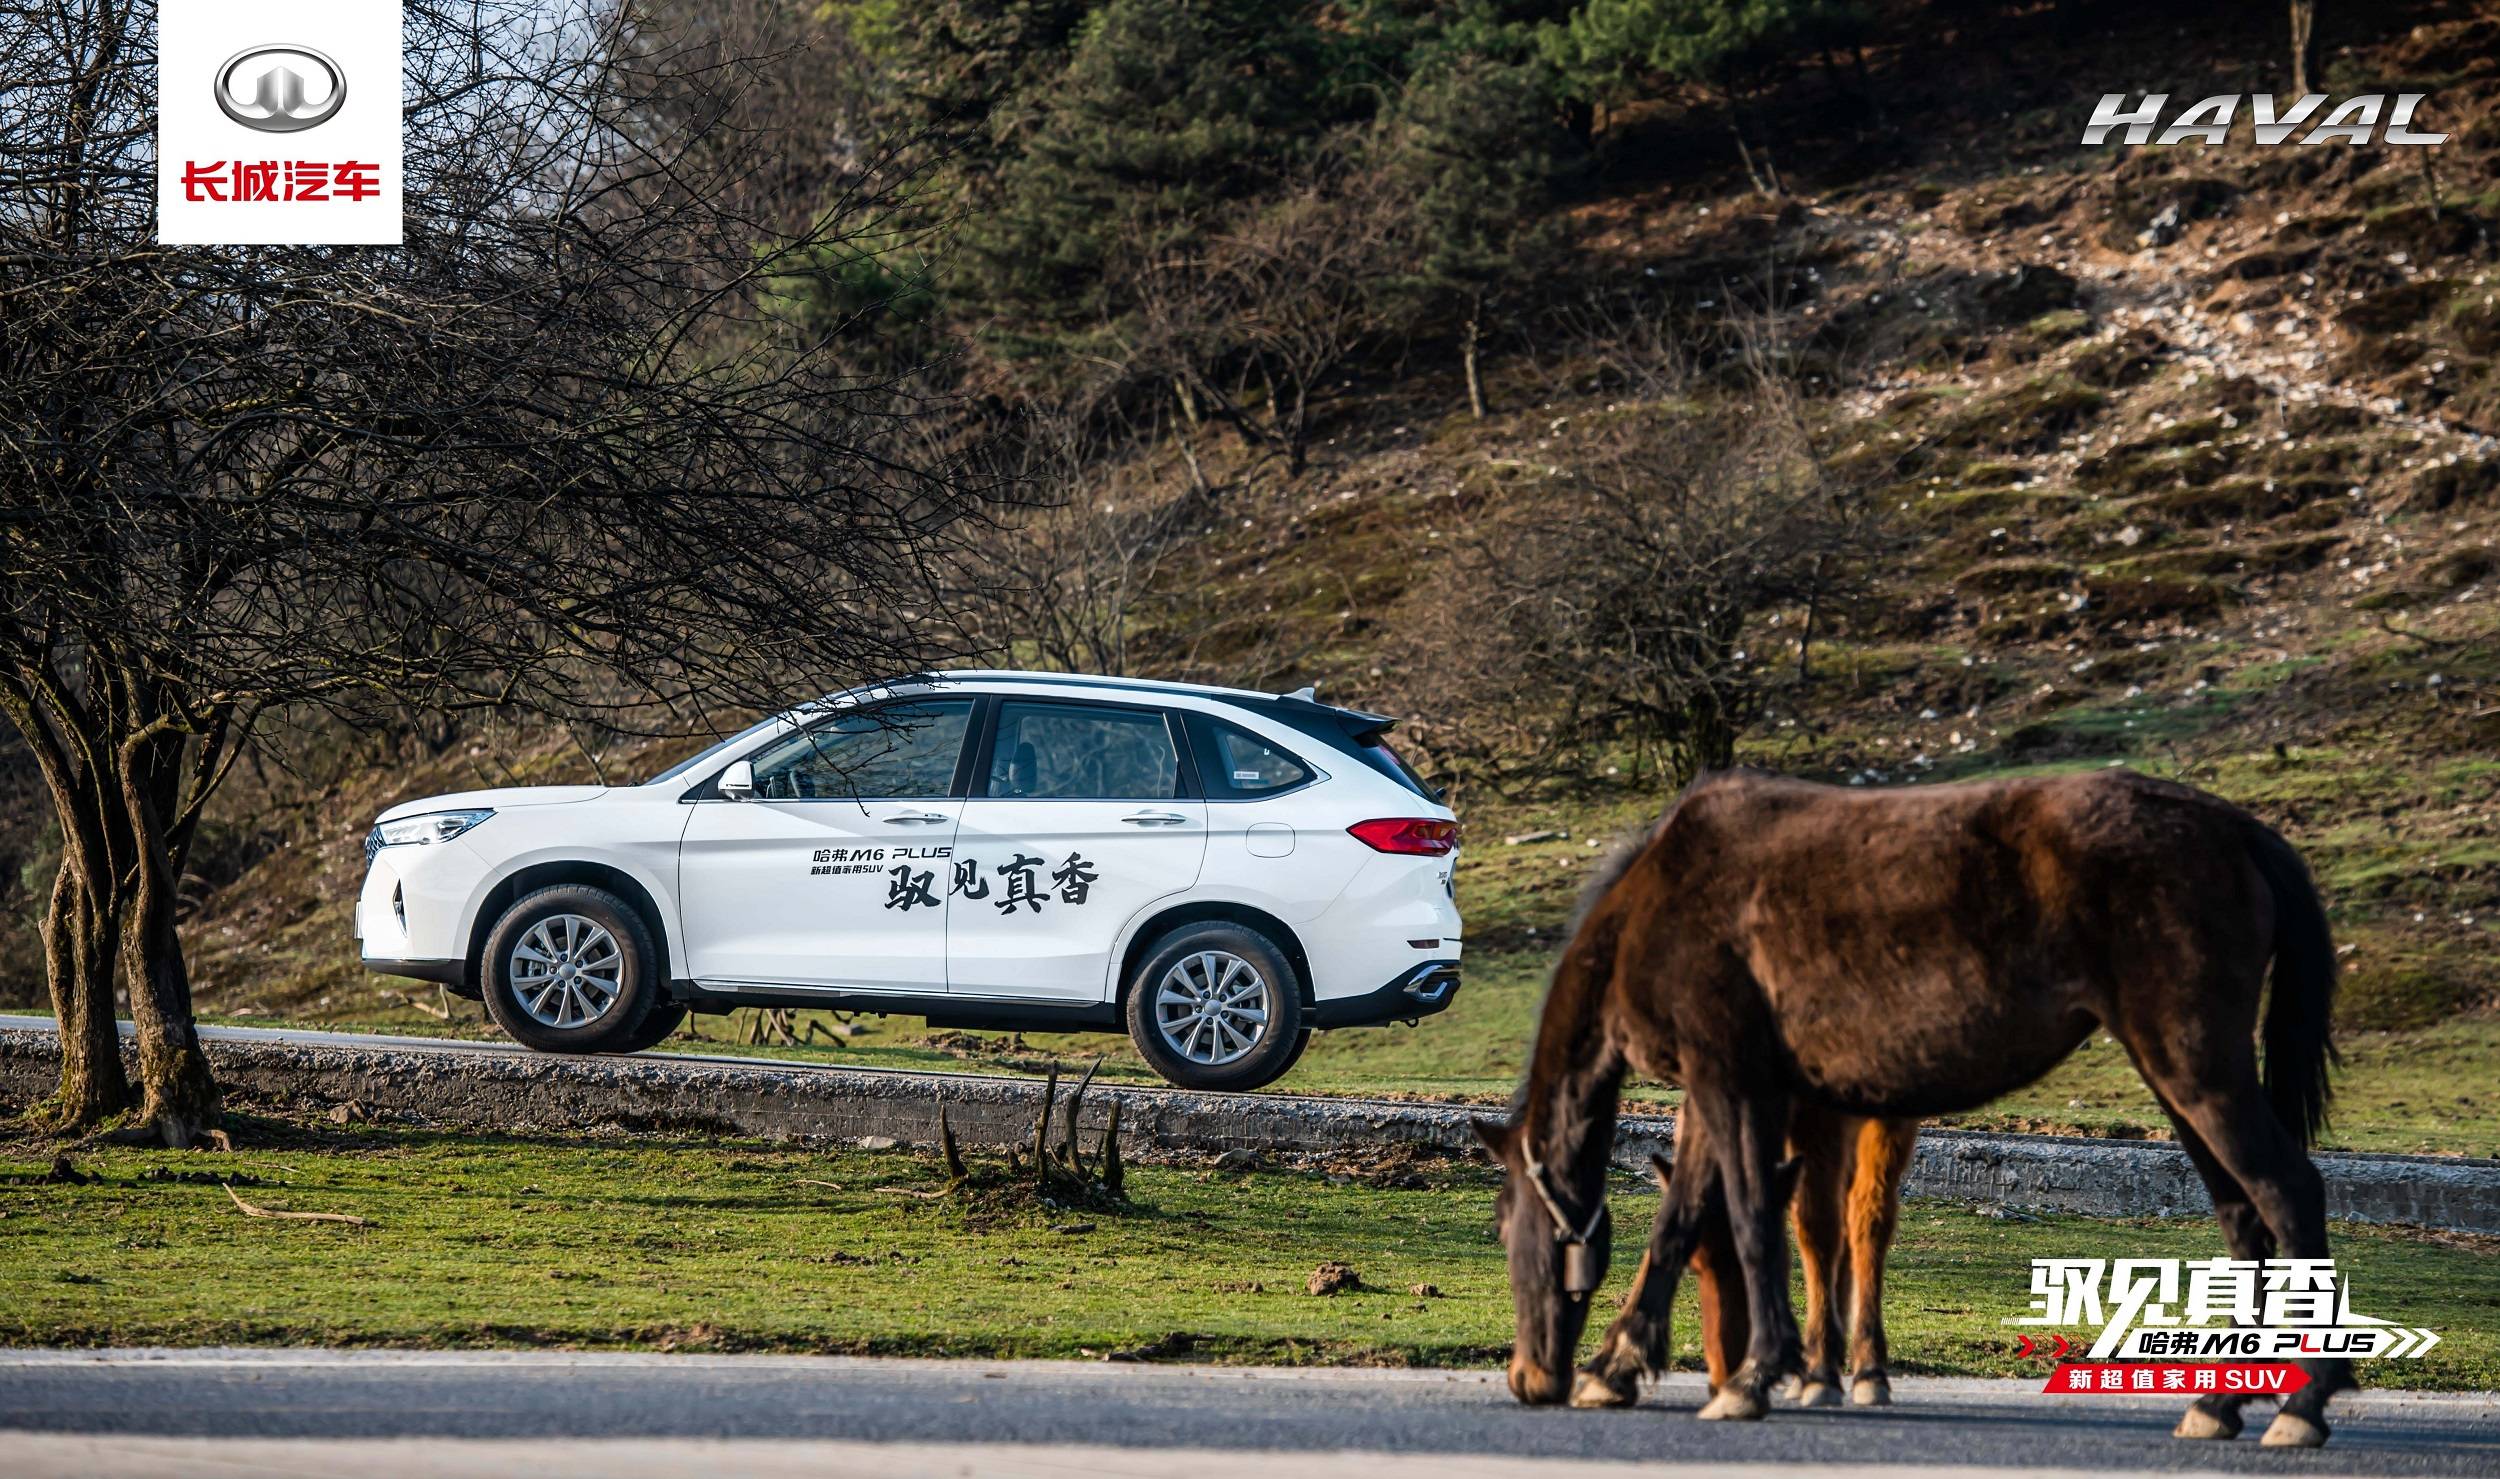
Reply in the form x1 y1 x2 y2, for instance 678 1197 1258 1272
481 885 661 1053
1125 922 1307 1092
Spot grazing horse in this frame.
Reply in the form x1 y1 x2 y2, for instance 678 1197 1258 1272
1476 768 2347 1447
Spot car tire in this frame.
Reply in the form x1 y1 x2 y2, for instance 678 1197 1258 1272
613 1001 689 1054
1125 922 1307 1092
480 885 662 1054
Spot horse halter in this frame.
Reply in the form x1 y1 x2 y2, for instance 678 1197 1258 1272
1520 1150 1610 1300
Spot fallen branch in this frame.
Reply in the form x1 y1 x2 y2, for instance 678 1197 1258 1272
222 1183 368 1227
793 1178 844 1192
2375 612 2465 649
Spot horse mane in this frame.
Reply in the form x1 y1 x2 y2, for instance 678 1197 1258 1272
1506 771 1729 1119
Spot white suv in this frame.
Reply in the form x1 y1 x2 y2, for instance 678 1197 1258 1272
356 672 1462 1090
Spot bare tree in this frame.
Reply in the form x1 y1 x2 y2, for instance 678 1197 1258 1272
1211 167 1406 478
1114 154 1408 482
955 395 1192 677
1390 333 1875 793
0 0 989 1143
2290 1 2319 96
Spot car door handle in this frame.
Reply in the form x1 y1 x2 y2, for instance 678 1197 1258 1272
883 812 951 825
1121 811 1189 826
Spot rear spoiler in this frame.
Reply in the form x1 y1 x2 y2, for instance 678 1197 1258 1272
1275 689 1397 741
1265 691 1436 802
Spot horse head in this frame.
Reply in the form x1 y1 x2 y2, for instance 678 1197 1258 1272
1474 1114 1612 1405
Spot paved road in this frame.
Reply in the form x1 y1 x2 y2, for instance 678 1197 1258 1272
0 1351 2494 1477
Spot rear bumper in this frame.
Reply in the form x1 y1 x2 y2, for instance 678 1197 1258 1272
1310 959 1459 1028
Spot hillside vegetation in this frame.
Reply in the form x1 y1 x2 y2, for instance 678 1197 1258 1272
6 1 2497 1154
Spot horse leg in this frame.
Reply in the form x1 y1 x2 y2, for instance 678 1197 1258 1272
1575 1139 1720 1408
1697 1202 1751 1394
2145 1065 2352 1448
1844 1116 1916 1407
1695 1080 1804 1422
1788 1104 1851 1408
2147 1097 2277 1442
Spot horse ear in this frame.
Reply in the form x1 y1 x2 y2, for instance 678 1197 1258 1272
1649 1152 1674 1190
1469 1116 1512 1159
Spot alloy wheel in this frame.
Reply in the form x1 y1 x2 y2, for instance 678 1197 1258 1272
509 913 624 1028
1153 949 1271 1066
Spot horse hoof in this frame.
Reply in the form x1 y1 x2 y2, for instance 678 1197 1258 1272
1571 1370 1636 1409
2173 1406 2242 1441
2261 1413 2329 1449
1796 1381 1841 1408
1850 1375 1892 1407
1698 1388 1768 1422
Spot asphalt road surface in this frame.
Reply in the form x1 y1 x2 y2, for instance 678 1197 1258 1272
0 1013 881 1076
1 1350 2494 1478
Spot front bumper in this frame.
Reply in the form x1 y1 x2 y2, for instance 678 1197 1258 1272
1309 959 1460 1028
365 956 473 992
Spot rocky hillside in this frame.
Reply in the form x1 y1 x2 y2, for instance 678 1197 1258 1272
7 3 2495 1084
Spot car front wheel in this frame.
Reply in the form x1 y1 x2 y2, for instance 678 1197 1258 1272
480 885 662 1053
1125 922 1307 1092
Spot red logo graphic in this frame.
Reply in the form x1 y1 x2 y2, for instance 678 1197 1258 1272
2043 1362 2312 1396
180 160 382 203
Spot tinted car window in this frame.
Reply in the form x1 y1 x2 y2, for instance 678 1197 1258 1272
1192 716 1313 798
985 702 1178 800
747 701 972 800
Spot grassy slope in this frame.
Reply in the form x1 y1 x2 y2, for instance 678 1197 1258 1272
4 1125 2496 1389
112 6 2500 1158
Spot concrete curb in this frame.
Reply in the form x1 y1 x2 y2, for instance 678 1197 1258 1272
5 1023 2497 1232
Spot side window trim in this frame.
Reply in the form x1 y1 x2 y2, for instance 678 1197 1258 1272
972 696 1190 802
724 698 977 803
1185 711 1323 802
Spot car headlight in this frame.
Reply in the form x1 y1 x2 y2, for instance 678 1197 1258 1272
366 808 494 859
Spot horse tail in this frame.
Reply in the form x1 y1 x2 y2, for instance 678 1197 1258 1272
2244 818 2339 1147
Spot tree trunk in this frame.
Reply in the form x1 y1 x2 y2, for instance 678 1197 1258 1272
1850 45 1887 129
1796 551 1829 682
1285 381 1310 479
1725 91 1782 198
37 852 128 1129
1462 308 1487 421
117 754 221 1147
2290 1 2318 96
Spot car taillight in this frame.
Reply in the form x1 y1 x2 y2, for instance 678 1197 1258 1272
1347 818 1460 856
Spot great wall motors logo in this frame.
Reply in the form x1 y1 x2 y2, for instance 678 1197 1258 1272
2083 93 2447 147
2013 1257 2439 1395
156 0 403 244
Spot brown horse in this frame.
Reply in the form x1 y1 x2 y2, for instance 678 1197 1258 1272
1475 768 2346 1447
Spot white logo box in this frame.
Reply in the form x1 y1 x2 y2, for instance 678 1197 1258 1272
157 0 403 244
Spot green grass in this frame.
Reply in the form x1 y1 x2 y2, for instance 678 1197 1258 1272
4 1127 2495 1389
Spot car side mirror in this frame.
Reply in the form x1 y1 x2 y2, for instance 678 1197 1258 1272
718 759 757 801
